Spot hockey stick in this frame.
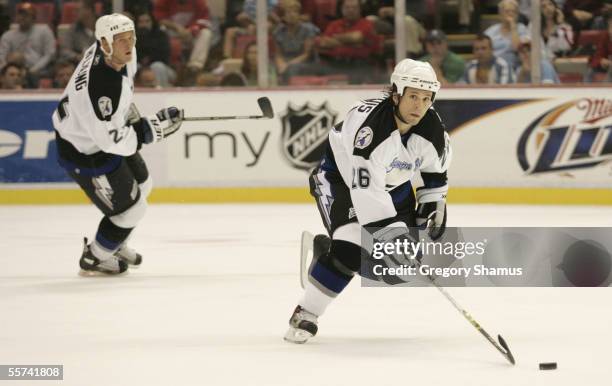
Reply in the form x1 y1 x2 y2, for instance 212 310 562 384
418 221 515 364
183 97 274 121
299 230 515 365
422 270 516 365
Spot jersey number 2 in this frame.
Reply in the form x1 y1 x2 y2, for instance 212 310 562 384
109 129 125 144
352 168 370 188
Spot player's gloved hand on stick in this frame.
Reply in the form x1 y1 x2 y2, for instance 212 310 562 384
134 106 184 144
371 225 421 268
416 185 448 241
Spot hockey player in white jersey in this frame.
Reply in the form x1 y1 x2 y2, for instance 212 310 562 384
52 13 183 275
284 59 452 343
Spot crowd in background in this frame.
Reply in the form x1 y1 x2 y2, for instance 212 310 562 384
0 0 610 89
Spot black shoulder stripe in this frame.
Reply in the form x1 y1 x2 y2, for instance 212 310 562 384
88 52 123 122
352 98 397 160
411 108 446 158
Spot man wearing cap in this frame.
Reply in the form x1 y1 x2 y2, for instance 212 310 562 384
419 29 465 84
0 2 56 78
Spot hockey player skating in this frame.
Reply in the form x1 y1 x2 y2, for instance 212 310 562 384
285 59 452 343
52 13 183 275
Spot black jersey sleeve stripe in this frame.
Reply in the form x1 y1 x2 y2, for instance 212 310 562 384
87 49 123 122
420 171 448 188
411 108 446 158
352 98 397 160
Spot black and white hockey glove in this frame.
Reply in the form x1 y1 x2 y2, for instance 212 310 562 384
416 185 448 241
134 106 184 144
371 225 421 268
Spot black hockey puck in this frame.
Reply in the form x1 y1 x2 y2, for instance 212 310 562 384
539 362 557 370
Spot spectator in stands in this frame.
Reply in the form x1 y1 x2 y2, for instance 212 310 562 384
58 0 97 64
222 0 280 59
125 0 154 17
0 3 56 79
136 11 176 87
484 0 530 69
135 66 158 87
0 62 23 89
154 0 213 72
240 41 277 86
462 34 513 84
588 11 612 81
4 51 36 87
362 0 426 58
53 60 75 88
419 29 465 84
515 40 560 83
219 71 248 86
538 0 574 60
316 0 380 84
273 0 317 84
564 0 611 32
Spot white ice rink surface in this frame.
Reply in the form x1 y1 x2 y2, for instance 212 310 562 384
1 204 612 386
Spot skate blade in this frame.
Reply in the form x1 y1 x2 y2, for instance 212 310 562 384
283 327 313 344
78 269 129 277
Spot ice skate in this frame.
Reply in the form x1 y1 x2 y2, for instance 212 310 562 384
79 238 129 276
115 244 142 267
284 306 318 344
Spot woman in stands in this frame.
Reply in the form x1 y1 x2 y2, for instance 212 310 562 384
538 0 574 60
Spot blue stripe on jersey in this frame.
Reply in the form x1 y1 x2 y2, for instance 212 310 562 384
310 260 351 294
390 180 413 205
320 150 339 173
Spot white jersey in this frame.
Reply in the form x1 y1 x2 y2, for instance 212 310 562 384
52 42 138 159
325 96 451 226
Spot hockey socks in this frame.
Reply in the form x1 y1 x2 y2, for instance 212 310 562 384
91 216 133 260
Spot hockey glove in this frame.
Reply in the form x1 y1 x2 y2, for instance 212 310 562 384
371 225 421 268
416 185 448 241
135 106 184 144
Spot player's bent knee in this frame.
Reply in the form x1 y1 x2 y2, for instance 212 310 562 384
139 176 153 199
109 195 148 229
330 240 362 273
333 222 361 246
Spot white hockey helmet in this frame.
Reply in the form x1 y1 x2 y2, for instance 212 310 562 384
390 59 441 99
95 13 135 56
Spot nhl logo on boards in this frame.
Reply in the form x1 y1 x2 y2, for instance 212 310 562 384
281 102 337 170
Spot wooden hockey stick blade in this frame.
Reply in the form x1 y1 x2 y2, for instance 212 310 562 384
257 97 274 118
300 231 314 289
497 334 516 365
